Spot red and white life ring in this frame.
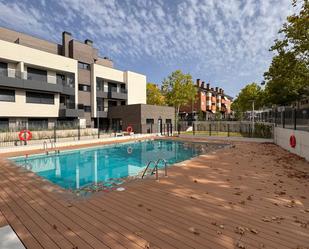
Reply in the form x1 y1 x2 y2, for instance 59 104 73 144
290 135 296 148
127 146 133 154
127 126 133 133
18 130 32 141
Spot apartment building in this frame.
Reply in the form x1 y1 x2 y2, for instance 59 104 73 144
0 27 146 130
180 79 233 120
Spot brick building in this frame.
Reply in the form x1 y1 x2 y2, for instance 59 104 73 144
180 79 233 120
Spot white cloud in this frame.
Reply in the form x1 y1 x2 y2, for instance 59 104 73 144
0 0 294 95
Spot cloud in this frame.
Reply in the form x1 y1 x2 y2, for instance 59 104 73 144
0 0 294 96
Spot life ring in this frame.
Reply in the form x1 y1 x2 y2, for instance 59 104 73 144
127 126 133 133
18 130 32 141
127 146 133 154
290 135 296 148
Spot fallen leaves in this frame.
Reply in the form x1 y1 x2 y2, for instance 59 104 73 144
189 227 200 235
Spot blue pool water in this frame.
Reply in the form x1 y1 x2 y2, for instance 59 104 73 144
11 139 220 190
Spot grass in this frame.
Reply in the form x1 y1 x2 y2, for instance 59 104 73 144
181 131 249 137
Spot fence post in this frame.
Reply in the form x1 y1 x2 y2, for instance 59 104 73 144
193 122 195 135
78 125 81 140
150 123 153 133
209 123 211 136
227 123 230 137
282 111 285 128
53 124 56 143
178 123 180 135
248 123 251 137
170 124 173 136
294 108 297 130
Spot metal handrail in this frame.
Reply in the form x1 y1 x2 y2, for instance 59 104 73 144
142 158 168 180
155 158 168 177
43 141 47 150
141 160 156 179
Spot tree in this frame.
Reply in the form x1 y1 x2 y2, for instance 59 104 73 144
231 83 263 113
146 83 165 105
162 70 196 122
263 0 309 107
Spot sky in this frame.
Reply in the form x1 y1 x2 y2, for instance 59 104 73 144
0 0 295 97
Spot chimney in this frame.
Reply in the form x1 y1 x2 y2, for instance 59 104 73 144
201 81 205 88
196 79 201 87
211 87 214 91
62 31 72 57
215 87 219 92
85 39 93 46
219 88 222 93
206 83 210 89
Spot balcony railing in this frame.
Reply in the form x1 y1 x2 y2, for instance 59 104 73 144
97 106 108 112
0 69 75 94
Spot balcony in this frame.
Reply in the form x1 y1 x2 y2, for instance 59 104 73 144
108 86 127 100
96 106 108 118
96 86 108 98
0 70 74 94
59 103 84 118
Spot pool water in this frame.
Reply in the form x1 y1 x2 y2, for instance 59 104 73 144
11 139 222 190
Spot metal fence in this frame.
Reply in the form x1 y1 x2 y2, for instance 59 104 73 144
0 120 101 147
178 121 274 139
254 108 309 132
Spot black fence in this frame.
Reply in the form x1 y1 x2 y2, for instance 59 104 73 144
254 108 309 132
177 121 274 139
0 120 100 147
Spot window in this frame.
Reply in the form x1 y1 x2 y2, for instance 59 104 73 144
84 106 91 112
0 89 15 102
166 119 172 124
56 74 65 85
78 84 91 92
26 91 54 104
0 62 8 76
27 67 47 82
121 101 126 105
108 100 117 107
96 78 105 91
108 82 117 93
146 119 154 124
78 62 90 70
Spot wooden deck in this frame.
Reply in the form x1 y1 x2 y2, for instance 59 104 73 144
0 141 308 249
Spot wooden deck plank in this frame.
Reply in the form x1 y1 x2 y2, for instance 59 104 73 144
0 163 121 249
0 140 308 249
0 168 88 249
0 195 43 249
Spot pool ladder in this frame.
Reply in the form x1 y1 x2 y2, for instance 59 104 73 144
141 158 168 180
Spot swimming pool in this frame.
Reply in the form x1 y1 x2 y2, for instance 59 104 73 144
11 139 225 190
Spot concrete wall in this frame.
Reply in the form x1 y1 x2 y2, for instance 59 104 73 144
125 71 146 105
0 90 60 117
0 27 60 54
274 127 309 161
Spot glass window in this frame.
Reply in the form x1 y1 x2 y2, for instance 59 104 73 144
146 119 154 124
96 77 105 91
78 62 90 70
0 89 15 102
27 67 47 82
84 106 91 112
26 91 54 104
78 84 91 92
0 62 8 76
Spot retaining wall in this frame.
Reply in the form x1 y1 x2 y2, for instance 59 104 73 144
274 127 309 161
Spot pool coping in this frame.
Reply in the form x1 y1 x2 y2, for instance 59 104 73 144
3 138 233 199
